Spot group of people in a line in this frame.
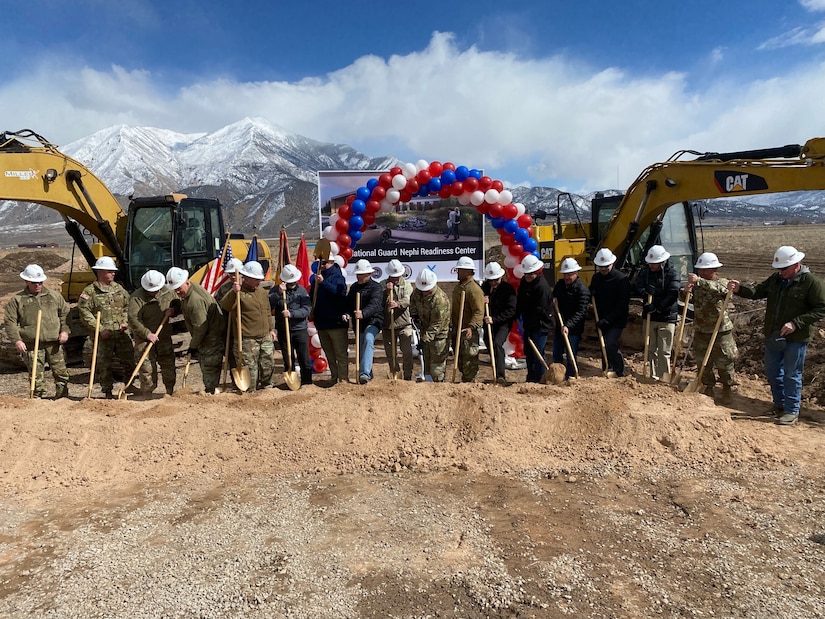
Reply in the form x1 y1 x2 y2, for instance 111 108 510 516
5 243 823 425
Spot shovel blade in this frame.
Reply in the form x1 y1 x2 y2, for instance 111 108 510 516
683 379 699 393
232 366 251 392
284 370 301 391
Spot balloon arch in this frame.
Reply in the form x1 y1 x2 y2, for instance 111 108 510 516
319 159 535 359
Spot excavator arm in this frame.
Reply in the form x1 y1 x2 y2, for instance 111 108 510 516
0 130 127 267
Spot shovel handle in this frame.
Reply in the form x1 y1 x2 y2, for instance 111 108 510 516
389 288 398 378
235 271 244 360
485 302 496 379
87 311 101 399
670 289 691 377
29 309 42 399
355 292 361 382
689 289 733 391
524 334 550 371
591 299 610 370
553 300 579 379
121 314 169 395
452 290 466 383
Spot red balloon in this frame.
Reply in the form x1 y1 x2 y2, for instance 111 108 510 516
442 162 455 171
509 332 521 343
478 176 493 192
335 217 350 233
399 190 412 203
378 173 393 189
476 202 489 215
507 275 520 287
510 243 523 256
520 251 532 261
370 186 386 201
429 161 443 177
438 186 452 199
390 166 402 177
312 357 328 373
340 246 353 262
416 169 432 184
363 212 376 226
502 203 518 220
336 233 351 249
366 200 381 214
463 176 479 192
450 181 464 197
499 232 515 245
338 203 352 219
487 203 503 218
517 214 533 228
346 195 356 205
310 346 322 359
405 179 420 194
491 180 504 192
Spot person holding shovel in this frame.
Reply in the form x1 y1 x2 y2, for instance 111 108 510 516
410 269 451 382
128 270 177 396
382 259 414 381
516 254 553 384
270 264 313 387
166 267 226 394
481 261 516 385
4 264 70 399
552 258 591 380
309 255 349 385
685 253 737 405
346 259 383 384
219 261 275 392
589 248 631 378
77 256 135 399
451 256 484 383
635 245 681 380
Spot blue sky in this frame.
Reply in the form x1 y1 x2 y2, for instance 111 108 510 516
2 0 824 192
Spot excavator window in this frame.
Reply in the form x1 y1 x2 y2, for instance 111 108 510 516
127 206 173 286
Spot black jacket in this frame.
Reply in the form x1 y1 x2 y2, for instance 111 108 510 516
517 275 553 334
635 262 681 323
553 278 591 335
347 278 384 330
589 268 631 329
269 284 311 332
481 280 517 329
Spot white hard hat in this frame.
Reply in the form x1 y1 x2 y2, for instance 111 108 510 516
224 258 244 274
415 269 437 291
354 259 374 275
165 267 189 290
387 259 405 278
455 256 476 271
484 262 505 280
772 246 805 269
20 264 46 283
694 252 723 269
520 254 544 274
645 245 670 264
593 248 616 267
240 261 265 280
92 256 118 271
332 255 345 269
140 270 166 292
280 264 302 284
560 258 582 274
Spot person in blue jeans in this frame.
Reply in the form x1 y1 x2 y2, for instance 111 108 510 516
729 246 825 425
552 257 591 379
347 259 384 384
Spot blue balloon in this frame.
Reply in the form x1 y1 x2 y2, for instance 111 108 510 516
356 186 371 201
523 237 538 253
350 229 362 242
532 250 541 259
469 168 482 180
503 219 519 234
311 262 319 274
366 178 379 190
348 215 364 231
455 166 470 181
514 227 529 244
428 177 442 193
418 185 430 197
490 217 505 230
351 199 366 216
440 169 456 185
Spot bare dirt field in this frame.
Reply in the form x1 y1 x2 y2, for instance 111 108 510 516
0 226 824 618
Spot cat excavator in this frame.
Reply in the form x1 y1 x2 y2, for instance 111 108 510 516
533 137 825 284
0 129 271 300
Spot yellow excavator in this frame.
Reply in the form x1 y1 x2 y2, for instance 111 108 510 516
0 129 271 300
532 137 825 284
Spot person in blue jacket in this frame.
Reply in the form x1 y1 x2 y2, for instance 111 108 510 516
309 255 350 385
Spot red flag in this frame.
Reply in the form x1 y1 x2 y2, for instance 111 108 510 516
295 233 311 289
202 234 234 296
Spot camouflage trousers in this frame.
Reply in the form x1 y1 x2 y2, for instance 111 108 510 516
457 328 480 382
422 337 448 383
383 325 414 381
241 336 275 391
693 329 737 387
24 341 69 398
134 339 176 394
95 331 135 392
198 338 225 393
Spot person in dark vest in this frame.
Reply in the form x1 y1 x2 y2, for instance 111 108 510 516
589 248 631 378
481 261 516 385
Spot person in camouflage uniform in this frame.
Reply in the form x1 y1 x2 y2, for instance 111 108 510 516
166 267 226 394
77 256 135 398
4 264 70 398
128 270 177 396
382 259 415 381
410 269 450 383
451 256 484 382
215 258 245 371
219 261 275 391
685 252 737 405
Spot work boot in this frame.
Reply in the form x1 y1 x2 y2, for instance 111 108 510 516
54 385 69 399
703 385 716 400
778 413 798 426
720 385 733 405
767 403 784 417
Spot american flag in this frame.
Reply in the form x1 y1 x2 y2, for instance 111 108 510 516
202 236 234 296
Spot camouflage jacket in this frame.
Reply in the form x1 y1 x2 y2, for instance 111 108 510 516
4 287 69 343
410 286 451 342
689 276 733 333
78 280 131 334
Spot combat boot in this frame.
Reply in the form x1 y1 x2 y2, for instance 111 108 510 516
54 385 69 399
703 385 716 400
720 385 733 405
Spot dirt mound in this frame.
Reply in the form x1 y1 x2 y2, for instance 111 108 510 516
0 249 67 273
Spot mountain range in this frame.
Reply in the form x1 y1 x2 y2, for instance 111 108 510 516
0 117 823 243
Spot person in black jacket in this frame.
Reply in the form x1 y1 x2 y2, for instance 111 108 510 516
347 259 384 384
589 248 631 377
516 255 553 383
310 255 350 385
481 261 517 385
635 245 681 380
270 264 313 386
553 258 591 379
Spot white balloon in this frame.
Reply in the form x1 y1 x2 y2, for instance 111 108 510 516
310 334 321 348
329 212 340 225
501 244 512 257
457 192 472 206
485 189 500 204
323 225 337 241
504 254 518 269
515 202 526 217
307 325 317 337
380 201 395 213
498 189 513 205
402 162 417 179
328 241 339 256
503 339 515 356
513 264 525 278
386 188 400 203
415 159 429 171
470 190 485 206
392 174 407 190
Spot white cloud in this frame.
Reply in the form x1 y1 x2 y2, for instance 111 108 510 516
801 0 825 12
1 32 824 193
